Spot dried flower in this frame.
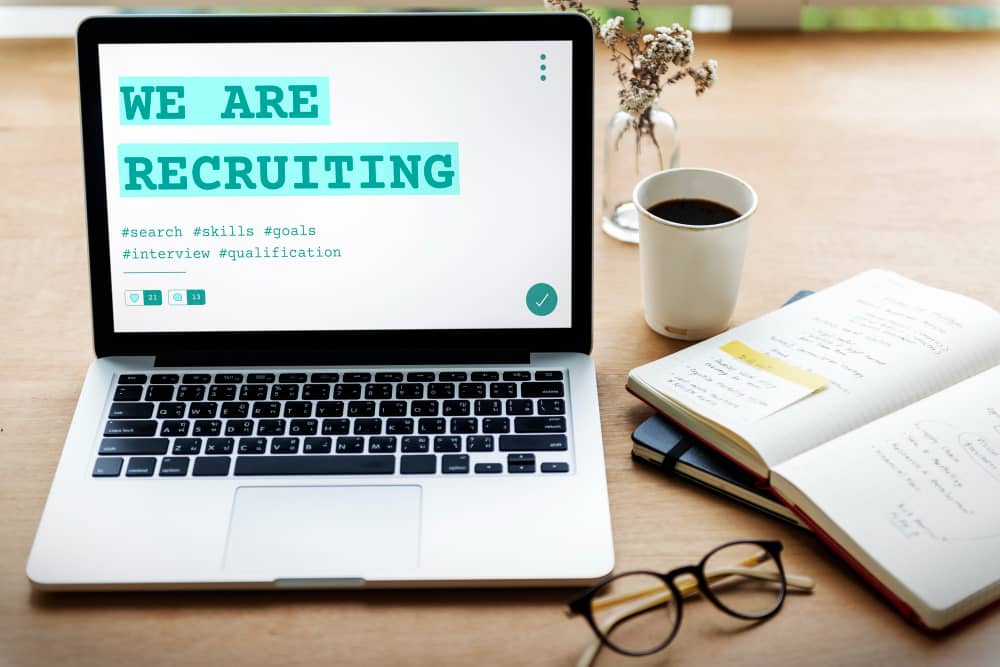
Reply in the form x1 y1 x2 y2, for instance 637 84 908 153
545 0 717 118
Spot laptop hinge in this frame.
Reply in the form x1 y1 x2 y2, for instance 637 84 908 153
154 348 531 367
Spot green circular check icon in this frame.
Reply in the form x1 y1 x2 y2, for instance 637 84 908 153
526 283 558 316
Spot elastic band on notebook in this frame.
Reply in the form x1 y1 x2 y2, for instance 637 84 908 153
661 438 694 470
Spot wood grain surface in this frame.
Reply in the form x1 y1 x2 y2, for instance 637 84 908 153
2 32 1000 667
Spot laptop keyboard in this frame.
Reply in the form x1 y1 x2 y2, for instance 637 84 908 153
93 369 572 478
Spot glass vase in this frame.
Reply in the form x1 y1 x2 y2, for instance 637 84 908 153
601 102 680 244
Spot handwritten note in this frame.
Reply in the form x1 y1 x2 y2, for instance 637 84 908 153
661 340 828 426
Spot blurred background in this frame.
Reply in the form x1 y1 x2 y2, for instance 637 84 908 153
2 0 1000 38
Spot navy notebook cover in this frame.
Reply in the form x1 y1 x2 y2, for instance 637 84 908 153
630 290 814 527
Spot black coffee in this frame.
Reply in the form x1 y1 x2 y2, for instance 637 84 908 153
647 198 740 226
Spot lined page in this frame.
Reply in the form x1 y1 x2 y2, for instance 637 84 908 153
773 365 1000 620
629 270 1000 467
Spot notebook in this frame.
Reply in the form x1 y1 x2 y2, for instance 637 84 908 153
626 270 1000 630
630 291 814 529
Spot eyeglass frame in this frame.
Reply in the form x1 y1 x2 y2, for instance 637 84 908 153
566 539 789 657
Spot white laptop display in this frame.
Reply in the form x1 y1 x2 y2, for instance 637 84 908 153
28 12 614 589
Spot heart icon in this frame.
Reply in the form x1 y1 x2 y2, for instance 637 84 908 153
129 293 139 303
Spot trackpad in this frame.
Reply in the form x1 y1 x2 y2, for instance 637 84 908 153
224 485 421 577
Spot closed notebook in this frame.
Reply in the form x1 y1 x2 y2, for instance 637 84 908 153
631 291 813 529
626 270 1000 631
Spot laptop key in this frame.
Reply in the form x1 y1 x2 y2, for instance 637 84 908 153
193 420 222 436
474 400 501 416
182 374 211 384
353 418 382 435
271 437 300 454
459 383 486 399
407 372 435 382
397 383 423 399
173 438 202 455
208 385 237 401
99 438 169 455
220 402 247 419
489 383 517 398
466 435 494 452
502 371 532 381
506 399 533 415
252 401 281 418
442 400 470 416
386 418 414 435
190 401 219 418
177 385 205 401
235 454 395 476
316 401 345 417
541 462 570 473
400 455 436 475
278 373 307 383
369 436 397 453
514 417 567 433
336 437 364 453
205 437 235 455
434 436 461 452
348 400 376 417
157 402 186 418
117 374 147 385
535 370 563 381
215 373 244 384
238 437 267 454
240 384 269 400
303 436 333 454
113 386 143 402
482 418 510 434
289 419 318 435
104 420 157 437
538 399 566 415
334 383 362 400
159 457 190 476
226 420 254 436
401 436 429 453
520 382 564 398
93 457 123 477
126 457 156 477
257 419 286 436
474 463 502 474
471 372 499 382
499 434 568 452
302 384 330 400
271 384 299 400
442 454 470 474
145 385 174 402
247 373 276 383
285 401 313 418
418 418 445 434
410 400 438 417
160 420 190 437
150 374 180 384
379 401 407 417
375 372 403 382
427 383 455 399
343 372 372 383
321 418 350 435
310 372 338 383
508 453 535 465
108 402 154 419
193 457 231 477
450 417 478 434
439 372 467 382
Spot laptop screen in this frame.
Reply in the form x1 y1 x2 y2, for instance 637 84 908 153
97 40 573 334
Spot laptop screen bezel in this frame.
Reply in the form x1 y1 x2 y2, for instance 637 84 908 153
77 13 593 361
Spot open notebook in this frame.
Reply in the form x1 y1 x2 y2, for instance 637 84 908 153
627 270 1000 630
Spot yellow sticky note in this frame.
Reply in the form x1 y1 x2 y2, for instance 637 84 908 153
720 340 828 392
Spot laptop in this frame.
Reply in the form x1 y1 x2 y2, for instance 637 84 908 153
27 12 614 589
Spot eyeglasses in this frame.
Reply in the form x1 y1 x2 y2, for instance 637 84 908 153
566 540 815 664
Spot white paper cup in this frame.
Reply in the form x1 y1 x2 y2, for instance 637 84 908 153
634 168 758 341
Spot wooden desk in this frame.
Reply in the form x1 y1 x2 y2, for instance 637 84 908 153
2 32 999 666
